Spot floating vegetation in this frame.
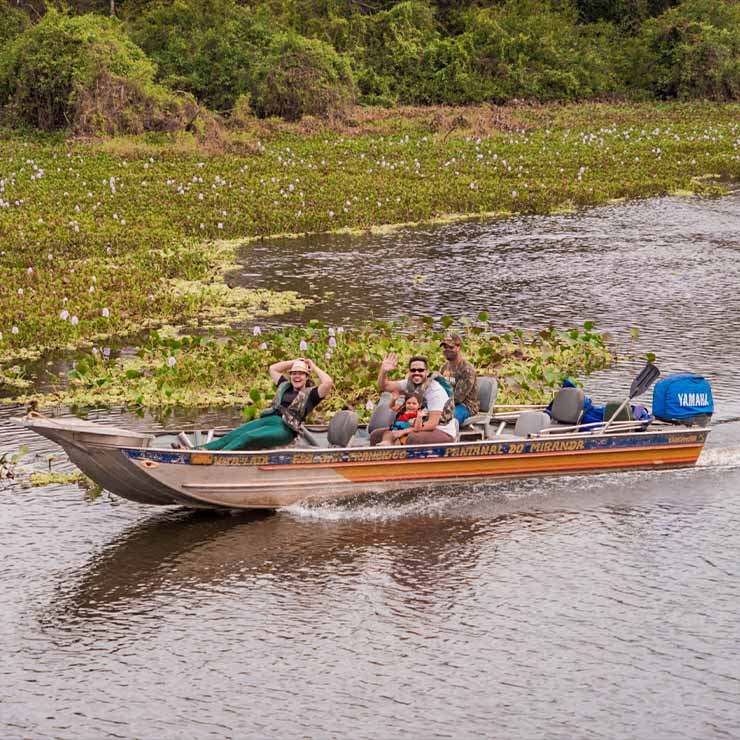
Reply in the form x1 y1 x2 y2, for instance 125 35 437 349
29 471 94 488
0 101 738 367
14 317 612 419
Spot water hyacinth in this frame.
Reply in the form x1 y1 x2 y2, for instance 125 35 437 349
60 310 70 321
253 326 262 336
299 340 308 351
70 316 79 326
0 102 737 364
15 319 612 419
101 308 110 318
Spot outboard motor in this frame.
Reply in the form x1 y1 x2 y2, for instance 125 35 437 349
652 373 713 426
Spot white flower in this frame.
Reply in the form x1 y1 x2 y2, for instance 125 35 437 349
27 267 33 275
17 288 23 295
88 286 94 293
70 316 79 326
11 326 19 334
299 340 308 351
337 326 344 334
328 327 335 336
167 356 176 368
253 326 262 336
0 332 3 341
259 342 267 350
60 310 69 321
325 351 332 360
101 307 110 318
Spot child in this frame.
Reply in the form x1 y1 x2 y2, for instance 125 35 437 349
377 392 424 446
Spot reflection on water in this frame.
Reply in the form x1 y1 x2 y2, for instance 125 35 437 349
3 194 740 739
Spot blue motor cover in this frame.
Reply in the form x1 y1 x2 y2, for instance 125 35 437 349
652 374 713 421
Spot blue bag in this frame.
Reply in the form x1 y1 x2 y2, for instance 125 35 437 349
652 374 713 422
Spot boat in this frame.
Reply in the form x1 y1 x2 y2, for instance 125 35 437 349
13 364 711 510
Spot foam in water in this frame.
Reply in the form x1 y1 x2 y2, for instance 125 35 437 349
696 445 740 468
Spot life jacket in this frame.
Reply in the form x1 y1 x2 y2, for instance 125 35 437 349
261 381 313 433
406 373 455 425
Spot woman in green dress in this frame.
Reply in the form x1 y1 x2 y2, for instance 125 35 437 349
200 357 333 452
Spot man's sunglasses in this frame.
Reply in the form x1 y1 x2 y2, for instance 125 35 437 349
409 367 427 373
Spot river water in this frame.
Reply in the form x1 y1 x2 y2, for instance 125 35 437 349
2 194 740 739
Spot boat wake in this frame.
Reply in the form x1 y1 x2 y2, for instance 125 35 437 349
696 445 740 468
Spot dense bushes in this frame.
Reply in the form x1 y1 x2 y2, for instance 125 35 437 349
1 0 739 129
627 0 740 99
0 0 30 46
252 33 356 120
0 11 193 133
129 0 271 112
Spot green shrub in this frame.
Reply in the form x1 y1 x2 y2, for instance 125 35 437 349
354 1 438 105
129 0 271 113
627 0 740 99
0 11 193 133
465 0 624 101
252 32 356 120
0 0 30 46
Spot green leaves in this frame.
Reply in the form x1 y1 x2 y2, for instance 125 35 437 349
21 318 613 417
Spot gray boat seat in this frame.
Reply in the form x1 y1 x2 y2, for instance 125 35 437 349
550 386 585 425
367 392 397 433
458 377 498 441
299 411 359 448
514 411 551 437
327 410 359 447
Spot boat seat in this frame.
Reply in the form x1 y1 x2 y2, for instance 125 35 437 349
458 377 498 441
327 410 359 447
514 411 551 437
604 401 633 423
367 392 397 433
550 386 585 425
299 411 359 448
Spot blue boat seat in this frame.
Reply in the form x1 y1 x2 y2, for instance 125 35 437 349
514 411 551 437
458 377 498 441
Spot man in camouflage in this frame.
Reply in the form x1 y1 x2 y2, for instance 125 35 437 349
439 333 479 426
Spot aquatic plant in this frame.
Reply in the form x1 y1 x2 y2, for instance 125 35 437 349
16 317 612 418
0 101 739 369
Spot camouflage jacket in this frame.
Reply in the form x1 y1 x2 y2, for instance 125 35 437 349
439 358 480 415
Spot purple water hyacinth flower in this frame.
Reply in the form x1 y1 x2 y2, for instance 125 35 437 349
101 308 110 318
11 326 19 334
60 310 69 321
328 328 335 337
325 351 332 360
365 399 374 411
259 342 267 350
167 356 176 368
253 326 262 336
299 340 308 351
328 336 337 348
70 316 79 326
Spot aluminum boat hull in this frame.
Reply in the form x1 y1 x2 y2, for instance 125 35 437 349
14 414 709 509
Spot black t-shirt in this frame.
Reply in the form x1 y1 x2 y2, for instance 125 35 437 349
277 376 323 419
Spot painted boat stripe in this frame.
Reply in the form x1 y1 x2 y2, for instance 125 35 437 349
257 442 704 471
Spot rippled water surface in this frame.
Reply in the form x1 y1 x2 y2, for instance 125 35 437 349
3 195 740 739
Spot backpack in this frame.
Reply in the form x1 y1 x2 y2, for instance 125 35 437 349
429 371 454 398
